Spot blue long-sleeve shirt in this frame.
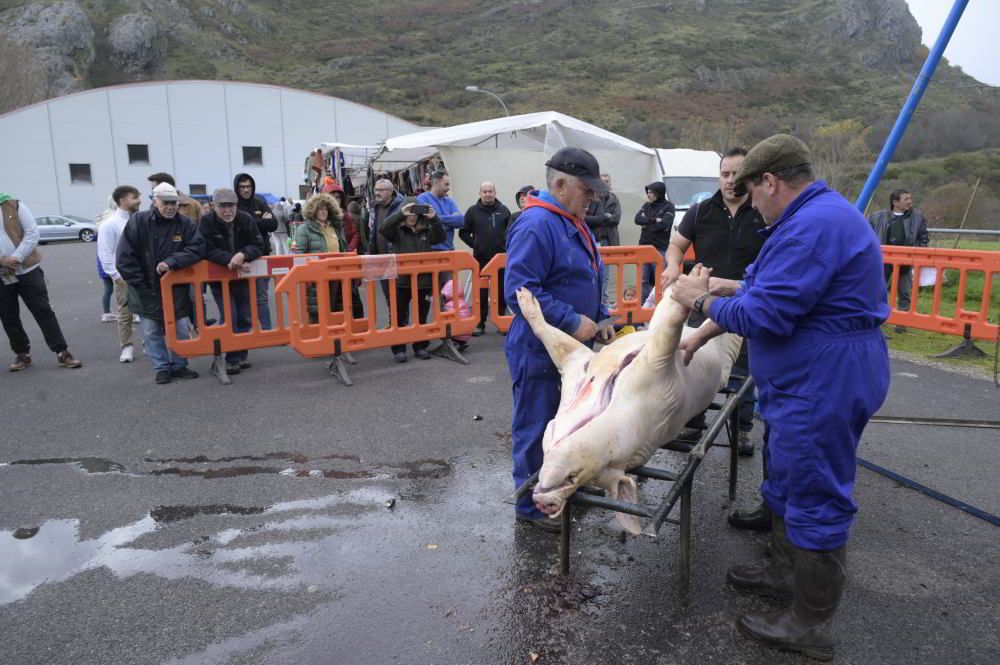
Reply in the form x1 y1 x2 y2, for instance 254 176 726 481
417 191 464 251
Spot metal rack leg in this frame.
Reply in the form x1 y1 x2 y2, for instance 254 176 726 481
680 481 692 597
728 405 739 501
559 502 572 575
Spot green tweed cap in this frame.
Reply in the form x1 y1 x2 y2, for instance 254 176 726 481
733 134 811 196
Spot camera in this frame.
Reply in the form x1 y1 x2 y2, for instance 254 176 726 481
408 203 430 216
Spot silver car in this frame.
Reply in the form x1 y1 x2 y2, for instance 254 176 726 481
34 215 98 243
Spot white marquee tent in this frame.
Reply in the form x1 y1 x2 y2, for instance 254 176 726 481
373 112 663 246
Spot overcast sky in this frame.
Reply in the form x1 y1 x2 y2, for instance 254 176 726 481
906 0 999 86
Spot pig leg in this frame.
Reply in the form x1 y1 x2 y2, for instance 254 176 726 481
593 467 641 535
642 269 702 371
515 288 592 374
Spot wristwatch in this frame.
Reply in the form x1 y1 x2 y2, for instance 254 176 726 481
693 292 711 315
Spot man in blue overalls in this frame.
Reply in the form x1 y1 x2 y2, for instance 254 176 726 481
672 135 890 661
505 147 613 533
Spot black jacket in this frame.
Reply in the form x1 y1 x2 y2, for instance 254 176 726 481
380 199 446 289
585 192 622 245
363 191 405 255
233 173 277 255
459 198 511 262
116 208 205 319
199 210 267 266
676 190 766 280
635 182 675 251
868 208 929 247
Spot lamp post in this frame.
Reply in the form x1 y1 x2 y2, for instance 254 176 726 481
464 85 510 117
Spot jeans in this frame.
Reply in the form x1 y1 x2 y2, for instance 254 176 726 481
210 281 252 363
141 315 190 372
729 344 757 433
641 248 666 304
255 277 273 330
0 267 69 355
101 276 114 314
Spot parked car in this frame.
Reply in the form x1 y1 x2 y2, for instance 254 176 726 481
34 215 99 243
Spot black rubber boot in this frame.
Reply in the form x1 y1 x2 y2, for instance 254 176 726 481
736 543 847 662
728 501 773 531
726 513 793 600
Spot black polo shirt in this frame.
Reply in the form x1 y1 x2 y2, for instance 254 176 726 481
676 190 766 281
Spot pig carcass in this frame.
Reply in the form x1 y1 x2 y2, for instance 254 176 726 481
516 286 742 534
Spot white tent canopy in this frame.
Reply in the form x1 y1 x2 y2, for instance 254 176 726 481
374 112 661 246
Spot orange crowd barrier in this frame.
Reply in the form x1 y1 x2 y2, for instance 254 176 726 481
161 252 344 358
479 245 665 333
883 246 1000 341
275 251 480 360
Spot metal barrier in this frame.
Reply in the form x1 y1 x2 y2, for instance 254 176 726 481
274 251 481 383
480 245 665 333
883 247 1000 350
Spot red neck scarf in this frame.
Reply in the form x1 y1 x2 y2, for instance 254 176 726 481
522 194 598 271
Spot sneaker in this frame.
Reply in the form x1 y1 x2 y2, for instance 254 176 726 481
9 353 32 372
225 362 242 375
170 367 199 379
471 326 485 337
738 431 755 457
238 360 252 369
515 513 562 533
155 370 172 384
101 313 118 322
393 352 408 363
56 351 82 368
119 345 134 363
414 348 431 360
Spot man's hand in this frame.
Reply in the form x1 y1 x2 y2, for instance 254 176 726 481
1 256 21 270
661 263 682 288
596 323 615 344
262 212 274 220
401 203 414 216
156 261 171 275
572 315 599 342
424 206 437 219
670 263 712 309
708 277 740 296
677 329 710 366
228 252 246 271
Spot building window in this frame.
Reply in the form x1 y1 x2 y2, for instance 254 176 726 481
127 144 150 164
242 146 263 166
69 164 92 184
298 185 311 200
189 184 207 196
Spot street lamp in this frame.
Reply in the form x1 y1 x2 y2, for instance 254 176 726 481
464 85 510 117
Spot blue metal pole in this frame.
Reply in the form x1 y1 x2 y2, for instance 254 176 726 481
855 0 969 212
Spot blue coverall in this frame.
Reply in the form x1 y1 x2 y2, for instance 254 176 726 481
709 181 891 551
504 191 609 519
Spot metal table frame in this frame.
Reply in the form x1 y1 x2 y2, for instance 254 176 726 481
508 378 755 593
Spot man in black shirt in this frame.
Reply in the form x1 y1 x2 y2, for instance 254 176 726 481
664 147 769 530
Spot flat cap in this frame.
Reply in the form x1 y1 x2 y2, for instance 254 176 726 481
212 187 238 204
734 134 811 196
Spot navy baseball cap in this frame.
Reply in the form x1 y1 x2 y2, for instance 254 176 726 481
545 147 610 193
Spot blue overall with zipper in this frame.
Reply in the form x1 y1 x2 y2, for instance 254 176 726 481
708 181 891 550
504 191 609 519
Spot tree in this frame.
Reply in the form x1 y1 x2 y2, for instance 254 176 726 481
809 120 873 195
0 36 49 115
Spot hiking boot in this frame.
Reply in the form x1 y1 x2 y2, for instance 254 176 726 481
728 502 773 532
170 367 199 379
155 370 172 384
736 544 847 661
57 351 82 368
238 360 252 370
9 353 32 372
393 351 408 363
675 426 702 441
727 514 794 600
471 326 485 337
738 431 755 456
515 513 562 534
415 348 431 360
101 312 118 322
225 362 242 375
119 345 134 363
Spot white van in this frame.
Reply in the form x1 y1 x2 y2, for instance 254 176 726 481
655 149 720 230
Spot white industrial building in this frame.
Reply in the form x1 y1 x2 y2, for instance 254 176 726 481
0 80 422 217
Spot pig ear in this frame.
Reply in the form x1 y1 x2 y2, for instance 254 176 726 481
608 475 641 535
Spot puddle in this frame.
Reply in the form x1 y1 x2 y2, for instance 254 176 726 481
8 457 126 474
150 505 267 525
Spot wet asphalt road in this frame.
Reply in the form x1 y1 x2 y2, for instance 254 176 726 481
1 242 998 665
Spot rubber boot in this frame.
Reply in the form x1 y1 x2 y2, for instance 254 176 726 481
728 501 773 531
726 513 793 600
736 543 847 662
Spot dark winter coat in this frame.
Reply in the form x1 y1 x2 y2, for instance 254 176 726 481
233 173 278 255
868 208 929 247
634 181 675 251
199 210 267 266
584 192 622 245
459 198 511 262
116 208 205 320
362 191 405 255
380 199 446 289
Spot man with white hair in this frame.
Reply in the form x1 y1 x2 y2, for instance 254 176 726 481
362 179 404 255
459 181 511 335
116 182 205 384
504 147 613 532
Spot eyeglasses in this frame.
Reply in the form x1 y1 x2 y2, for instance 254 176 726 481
374 187 391 192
